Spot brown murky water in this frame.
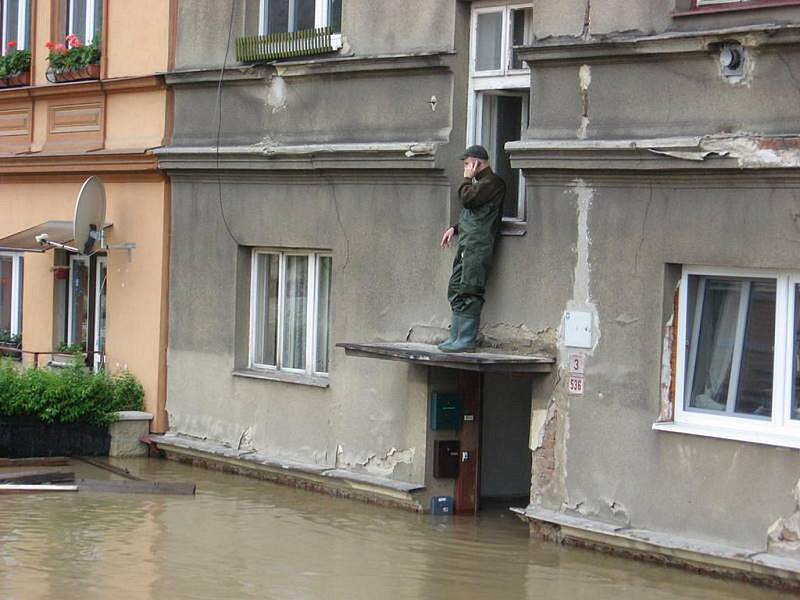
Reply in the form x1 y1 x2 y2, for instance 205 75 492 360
0 458 793 600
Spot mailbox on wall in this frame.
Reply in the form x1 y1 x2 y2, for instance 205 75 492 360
430 392 463 430
434 440 460 479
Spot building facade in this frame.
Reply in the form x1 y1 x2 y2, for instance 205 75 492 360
158 0 800 581
0 0 175 431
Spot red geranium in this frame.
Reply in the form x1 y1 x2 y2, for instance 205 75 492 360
65 34 82 49
7 41 16 49
45 41 54 50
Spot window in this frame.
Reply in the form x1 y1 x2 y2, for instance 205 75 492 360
1 0 30 52
249 249 332 377
67 255 89 350
67 0 102 44
93 256 106 371
259 0 342 35
468 3 532 225
668 266 800 446
0 252 23 337
678 0 800 13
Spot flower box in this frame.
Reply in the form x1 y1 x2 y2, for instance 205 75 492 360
0 70 30 88
45 34 101 84
46 63 100 83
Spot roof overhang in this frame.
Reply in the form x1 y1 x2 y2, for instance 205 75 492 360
0 221 73 252
337 342 555 374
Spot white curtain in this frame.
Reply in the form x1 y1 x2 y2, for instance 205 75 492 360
690 280 741 411
281 255 308 370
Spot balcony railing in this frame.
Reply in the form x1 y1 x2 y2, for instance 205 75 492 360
236 27 343 63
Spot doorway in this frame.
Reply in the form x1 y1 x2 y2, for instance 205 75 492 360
480 373 532 507
451 370 533 514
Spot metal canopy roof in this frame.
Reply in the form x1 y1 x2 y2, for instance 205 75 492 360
0 221 73 252
337 342 555 374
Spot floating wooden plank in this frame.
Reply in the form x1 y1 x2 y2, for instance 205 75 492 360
0 457 70 468
77 479 196 496
0 484 77 494
75 457 141 481
0 470 75 484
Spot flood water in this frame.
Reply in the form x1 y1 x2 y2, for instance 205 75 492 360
0 458 793 600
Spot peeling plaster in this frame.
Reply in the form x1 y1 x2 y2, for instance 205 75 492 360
658 313 675 422
562 179 601 357
767 479 800 557
606 499 631 526
351 447 416 478
266 76 288 113
614 313 639 325
237 426 256 452
701 135 800 169
577 64 591 140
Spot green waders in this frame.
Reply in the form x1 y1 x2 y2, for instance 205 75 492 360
439 168 505 352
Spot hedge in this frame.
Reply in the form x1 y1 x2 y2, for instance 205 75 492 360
0 360 144 425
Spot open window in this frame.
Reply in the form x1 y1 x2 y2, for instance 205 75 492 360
1 0 31 52
468 3 532 230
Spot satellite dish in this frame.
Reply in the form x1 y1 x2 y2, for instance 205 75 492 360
73 176 106 255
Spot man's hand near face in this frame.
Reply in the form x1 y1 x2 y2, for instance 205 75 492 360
463 158 480 180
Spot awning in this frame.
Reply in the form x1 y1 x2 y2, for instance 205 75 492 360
337 342 555 374
0 221 73 252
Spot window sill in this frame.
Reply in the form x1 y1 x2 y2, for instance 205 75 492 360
501 220 527 236
674 1 800 17
652 420 800 449
232 368 330 388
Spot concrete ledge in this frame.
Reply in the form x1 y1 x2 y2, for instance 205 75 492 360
513 505 800 592
147 434 425 511
109 412 153 457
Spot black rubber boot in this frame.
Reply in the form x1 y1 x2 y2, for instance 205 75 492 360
441 314 479 353
437 314 462 351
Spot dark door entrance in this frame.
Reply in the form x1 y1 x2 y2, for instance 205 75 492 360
479 373 533 507
453 371 533 514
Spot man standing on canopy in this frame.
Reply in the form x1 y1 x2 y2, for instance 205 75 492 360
438 145 506 352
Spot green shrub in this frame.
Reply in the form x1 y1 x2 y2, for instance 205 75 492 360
0 361 145 425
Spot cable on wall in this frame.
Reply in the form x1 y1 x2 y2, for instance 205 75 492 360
215 0 243 246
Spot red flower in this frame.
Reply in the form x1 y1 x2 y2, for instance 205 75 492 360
65 34 82 49
7 41 16 49
45 41 54 50
55 43 67 54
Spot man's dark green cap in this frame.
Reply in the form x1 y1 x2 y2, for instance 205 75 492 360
459 145 489 160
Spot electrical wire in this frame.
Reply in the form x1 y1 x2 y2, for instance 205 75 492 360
215 0 242 245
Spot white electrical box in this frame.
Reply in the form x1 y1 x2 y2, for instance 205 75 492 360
564 311 592 348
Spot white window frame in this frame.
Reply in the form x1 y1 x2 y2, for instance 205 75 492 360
258 0 337 35
467 2 532 224
248 249 332 378
1 0 29 53
0 251 23 336
68 0 100 44
655 265 800 448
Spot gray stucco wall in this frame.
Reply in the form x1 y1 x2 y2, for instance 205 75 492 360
165 0 800 551
513 0 800 550
534 174 800 549
167 173 453 481
174 0 458 71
